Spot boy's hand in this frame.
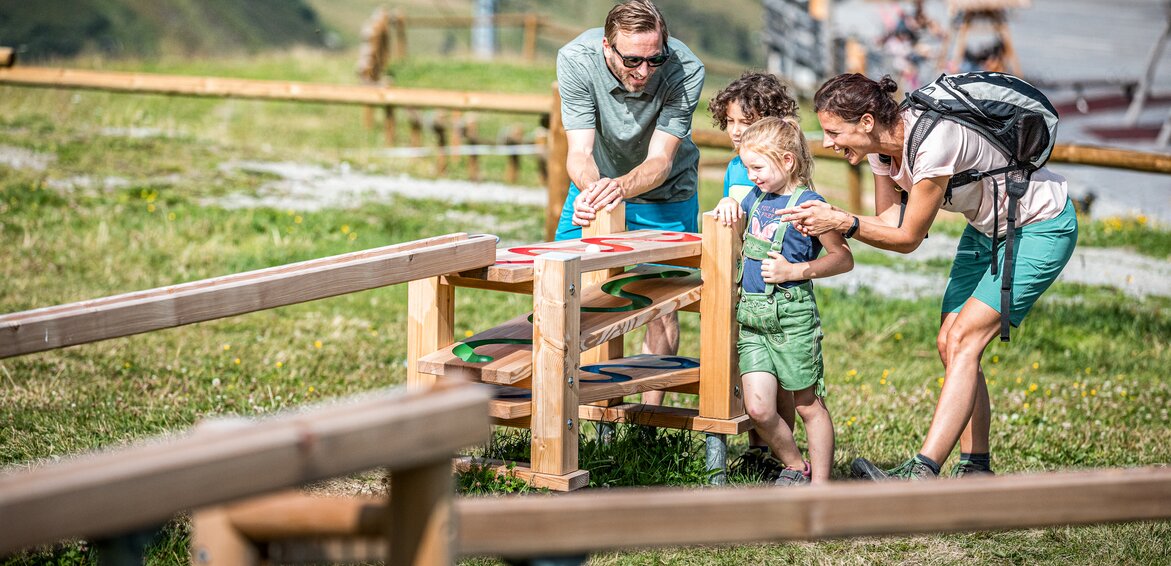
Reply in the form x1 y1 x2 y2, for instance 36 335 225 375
761 251 799 284
713 197 743 226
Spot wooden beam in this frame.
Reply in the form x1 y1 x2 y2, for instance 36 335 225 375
0 385 491 555
530 253 581 478
190 506 261 566
198 466 1171 558
698 212 745 420
0 47 14 68
0 234 495 359
455 466 1171 556
453 457 589 492
0 67 552 115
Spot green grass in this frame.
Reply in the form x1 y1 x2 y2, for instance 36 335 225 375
2 50 1170 565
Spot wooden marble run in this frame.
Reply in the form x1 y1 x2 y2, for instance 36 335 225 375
407 207 751 491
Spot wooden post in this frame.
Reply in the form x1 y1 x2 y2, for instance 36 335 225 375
845 37 867 75
462 114 480 182
408 109 424 147
503 124 524 183
407 277 454 391
531 253 581 477
698 212 745 420
581 205 625 408
848 162 863 214
392 10 408 62
545 83 570 241
523 14 539 62
433 112 449 176
384 105 397 146
388 461 453 566
0 47 13 68
190 507 259 566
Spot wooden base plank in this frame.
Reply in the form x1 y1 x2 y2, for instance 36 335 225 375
453 457 589 492
579 403 752 435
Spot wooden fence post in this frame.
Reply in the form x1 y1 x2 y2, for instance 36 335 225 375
523 14 539 62
463 115 480 181
531 253 581 477
384 105 397 146
698 212 745 420
408 109 424 147
433 112 450 176
503 124 524 184
545 83 569 242
848 162 863 214
0 47 13 68
392 10 408 62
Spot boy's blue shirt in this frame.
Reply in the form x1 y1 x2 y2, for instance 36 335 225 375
723 156 755 203
739 186 826 293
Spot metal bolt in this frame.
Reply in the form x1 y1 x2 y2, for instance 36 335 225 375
734 385 741 398
569 284 576 296
568 376 574 385
567 419 574 430
196 548 210 564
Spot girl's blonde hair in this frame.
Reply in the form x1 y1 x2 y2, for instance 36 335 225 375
737 116 815 189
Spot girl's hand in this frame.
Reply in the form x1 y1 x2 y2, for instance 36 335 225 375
761 251 799 284
778 200 846 237
713 197 743 226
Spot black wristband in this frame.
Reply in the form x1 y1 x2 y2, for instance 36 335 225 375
843 215 860 239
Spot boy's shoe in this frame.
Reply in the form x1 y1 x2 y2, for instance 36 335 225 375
773 467 811 487
730 446 785 481
851 456 937 481
950 459 996 478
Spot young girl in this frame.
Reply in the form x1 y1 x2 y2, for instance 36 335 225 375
709 72 801 479
713 117 853 486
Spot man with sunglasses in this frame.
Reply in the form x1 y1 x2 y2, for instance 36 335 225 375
555 0 704 405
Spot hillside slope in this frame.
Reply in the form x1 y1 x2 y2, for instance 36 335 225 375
0 0 329 60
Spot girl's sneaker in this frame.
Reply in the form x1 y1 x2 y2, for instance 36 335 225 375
773 459 812 487
852 456 937 481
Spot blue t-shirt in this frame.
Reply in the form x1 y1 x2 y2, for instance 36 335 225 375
723 156 755 204
740 187 826 293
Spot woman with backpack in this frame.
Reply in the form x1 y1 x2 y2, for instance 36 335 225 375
779 73 1078 480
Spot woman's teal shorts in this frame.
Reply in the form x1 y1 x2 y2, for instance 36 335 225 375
942 199 1078 326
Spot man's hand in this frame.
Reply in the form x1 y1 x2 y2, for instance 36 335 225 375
571 189 596 227
761 251 800 284
585 177 624 213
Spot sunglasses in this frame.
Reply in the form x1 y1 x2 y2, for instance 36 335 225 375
610 44 670 68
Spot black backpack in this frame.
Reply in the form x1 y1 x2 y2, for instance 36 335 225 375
899 71 1059 341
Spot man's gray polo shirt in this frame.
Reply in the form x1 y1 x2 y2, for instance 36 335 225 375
556 28 704 204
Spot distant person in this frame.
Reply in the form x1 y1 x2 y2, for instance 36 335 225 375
555 0 704 405
708 71 801 480
781 74 1077 480
712 117 854 486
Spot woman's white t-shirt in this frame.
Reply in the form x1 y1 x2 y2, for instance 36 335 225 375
867 108 1068 238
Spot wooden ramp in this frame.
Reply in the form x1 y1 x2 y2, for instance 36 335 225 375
419 266 702 385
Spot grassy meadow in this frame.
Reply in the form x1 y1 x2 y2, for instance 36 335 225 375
1 49 1170 565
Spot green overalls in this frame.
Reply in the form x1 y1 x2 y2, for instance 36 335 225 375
735 187 826 396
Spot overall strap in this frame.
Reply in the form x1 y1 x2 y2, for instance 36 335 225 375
746 187 806 295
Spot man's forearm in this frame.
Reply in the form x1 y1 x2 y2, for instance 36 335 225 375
616 155 672 199
567 151 601 191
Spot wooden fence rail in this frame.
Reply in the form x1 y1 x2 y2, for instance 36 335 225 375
0 233 497 359
193 465 1171 562
0 383 492 559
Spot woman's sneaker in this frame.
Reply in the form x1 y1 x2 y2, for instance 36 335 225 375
851 456 937 481
950 459 995 478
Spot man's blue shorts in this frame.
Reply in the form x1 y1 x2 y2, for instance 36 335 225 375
554 183 699 241
942 199 1078 326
